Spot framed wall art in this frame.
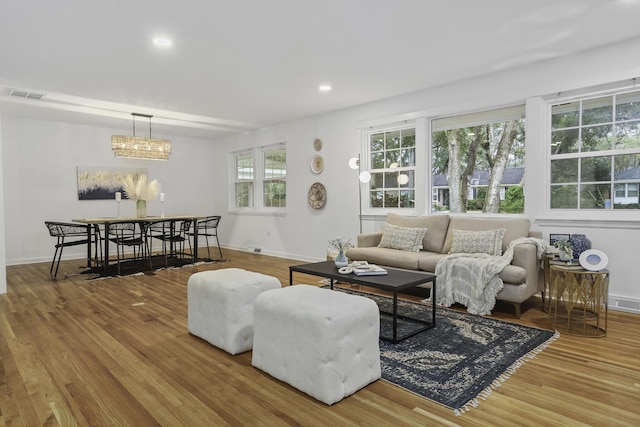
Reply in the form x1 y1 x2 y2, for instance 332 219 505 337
77 166 147 200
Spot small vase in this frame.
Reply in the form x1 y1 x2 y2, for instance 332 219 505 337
334 249 348 268
136 199 147 218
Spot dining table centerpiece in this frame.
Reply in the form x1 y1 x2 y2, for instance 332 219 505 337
121 174 161 218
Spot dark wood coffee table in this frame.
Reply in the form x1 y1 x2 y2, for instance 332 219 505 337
289 261 436 343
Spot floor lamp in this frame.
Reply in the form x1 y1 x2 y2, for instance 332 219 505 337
349 155 371 234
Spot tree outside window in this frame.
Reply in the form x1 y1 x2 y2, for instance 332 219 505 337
431 106 526 214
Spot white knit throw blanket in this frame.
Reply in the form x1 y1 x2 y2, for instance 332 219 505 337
434 237 552 315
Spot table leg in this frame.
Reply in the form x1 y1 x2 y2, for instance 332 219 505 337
392 290 398 343
192 220 199 263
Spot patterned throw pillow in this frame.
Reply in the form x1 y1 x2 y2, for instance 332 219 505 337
378 224 428 252
449 228 506 256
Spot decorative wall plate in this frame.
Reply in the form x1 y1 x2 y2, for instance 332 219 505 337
307 182 327 209
311 155 324 174
313 138 323 151
579 249 608 271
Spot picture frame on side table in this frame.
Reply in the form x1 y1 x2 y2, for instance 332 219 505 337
549 234 570 246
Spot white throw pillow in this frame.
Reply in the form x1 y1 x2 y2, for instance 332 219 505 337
449 228 506 256
378 224 428 252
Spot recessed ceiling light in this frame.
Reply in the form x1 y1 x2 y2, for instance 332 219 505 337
153 38 173 47
318 84 332 92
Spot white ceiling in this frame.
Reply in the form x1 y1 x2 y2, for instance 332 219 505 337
1 0 640 140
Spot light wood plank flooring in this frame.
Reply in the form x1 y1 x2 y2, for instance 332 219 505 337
0 249 639 426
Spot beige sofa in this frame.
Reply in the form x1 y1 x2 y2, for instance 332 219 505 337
346 213 543 318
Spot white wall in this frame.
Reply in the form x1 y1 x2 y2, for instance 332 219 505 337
0 108 6 293
1 117 216 266
211 37 640 304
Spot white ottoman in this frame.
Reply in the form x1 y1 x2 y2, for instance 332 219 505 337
252 284 381 405
188 268 281 355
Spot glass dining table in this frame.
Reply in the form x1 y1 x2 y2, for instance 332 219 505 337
72 215 206 274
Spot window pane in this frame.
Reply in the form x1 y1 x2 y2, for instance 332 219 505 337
385 131 400 150
551 158 578 183
385 150 400 168
582 124 613 152
235 182 253 208
582 96 613 125
401 147 415 167
401 129 416 148
615 120 640 149
551 129 579 154
264 180 286 207
616 90 640 121
370 133 384 152
264 148 286 178
580 183 610 209
399 190 415 208
236 154 253 180
384 190 399 207
614 153 640 176
581 156 611 182
371 151 385 169
550 185 578 208
398 170 414 187
552 101 579 129
370 190 383 207
370 172 383 189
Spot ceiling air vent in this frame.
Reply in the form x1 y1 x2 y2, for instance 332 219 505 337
8 89 45 100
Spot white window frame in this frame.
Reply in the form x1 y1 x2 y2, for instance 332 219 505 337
229 142 287 215
361 123 418 213
546 87 640 216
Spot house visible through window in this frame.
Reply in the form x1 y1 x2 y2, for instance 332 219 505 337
367 127 416 209
550 89 640 210
431 105 526 214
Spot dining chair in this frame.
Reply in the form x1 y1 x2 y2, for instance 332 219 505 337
148 219 193 268
188 216 222 260
107 221 151 275
44 221 101 279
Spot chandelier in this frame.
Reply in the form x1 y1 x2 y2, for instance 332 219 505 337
112 113 171 160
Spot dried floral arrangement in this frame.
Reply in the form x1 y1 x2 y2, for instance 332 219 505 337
121 174 161 201
328 236 354 252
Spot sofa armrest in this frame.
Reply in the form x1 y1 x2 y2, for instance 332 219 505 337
511 243 542 293
357 232 383 248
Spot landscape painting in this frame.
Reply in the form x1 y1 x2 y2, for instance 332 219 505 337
77 166 147 200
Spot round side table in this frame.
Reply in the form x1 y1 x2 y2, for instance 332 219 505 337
548 265 608 337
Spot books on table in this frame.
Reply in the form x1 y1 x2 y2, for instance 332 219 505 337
353 264 388 276
549 259 584 270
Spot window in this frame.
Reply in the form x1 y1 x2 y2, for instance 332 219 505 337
231 143 287 211
550 90 640 210
263 144 286 208
367 127 416 209
431 105 526 214
234 151 254 208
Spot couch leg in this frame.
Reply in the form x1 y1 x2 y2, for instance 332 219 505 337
513 303 521 319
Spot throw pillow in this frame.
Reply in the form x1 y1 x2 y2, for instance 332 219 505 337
378 224 427 252
449 228 506 256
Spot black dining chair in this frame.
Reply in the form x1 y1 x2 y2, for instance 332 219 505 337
188 216 222 260
148 219 193 268
108 221 151 275
44 221 101 279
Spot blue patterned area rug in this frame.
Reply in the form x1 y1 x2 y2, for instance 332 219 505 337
329 286 558 415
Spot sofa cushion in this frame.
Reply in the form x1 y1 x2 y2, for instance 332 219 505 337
443 217 530 254
386 213 450 253
378 223 427 252
449 228 506 256
346 247 423 270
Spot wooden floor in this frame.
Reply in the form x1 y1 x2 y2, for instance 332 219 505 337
1 249 639 427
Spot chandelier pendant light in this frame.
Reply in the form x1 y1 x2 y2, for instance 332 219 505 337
112 113 171 160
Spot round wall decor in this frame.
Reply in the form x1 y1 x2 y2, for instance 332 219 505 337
307 182 327 209
311 155 324 174
313 138 323 151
